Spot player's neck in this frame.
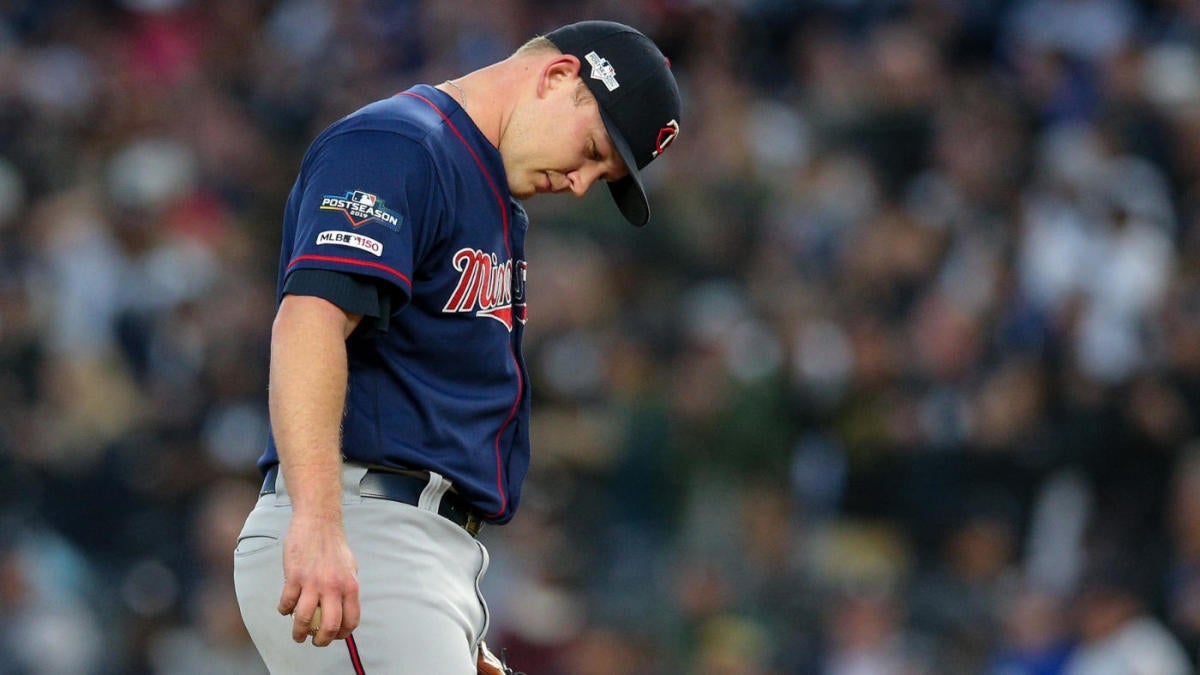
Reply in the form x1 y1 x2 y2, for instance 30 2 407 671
436 60 530 150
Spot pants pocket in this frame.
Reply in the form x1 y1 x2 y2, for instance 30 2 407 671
234 532 279 558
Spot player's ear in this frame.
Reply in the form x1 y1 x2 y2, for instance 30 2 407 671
537 55 581 97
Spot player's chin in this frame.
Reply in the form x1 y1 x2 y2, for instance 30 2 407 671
510 182 537 200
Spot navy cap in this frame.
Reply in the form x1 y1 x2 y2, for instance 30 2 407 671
545 21 682 226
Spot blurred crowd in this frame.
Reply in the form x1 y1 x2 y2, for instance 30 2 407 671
1 0 1200 673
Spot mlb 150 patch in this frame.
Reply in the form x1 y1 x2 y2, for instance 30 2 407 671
316 230 383 256
319 190 403 231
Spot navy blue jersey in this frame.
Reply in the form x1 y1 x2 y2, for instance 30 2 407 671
260 85 532 524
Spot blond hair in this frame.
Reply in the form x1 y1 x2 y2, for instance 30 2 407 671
513 35 593 105
513 35 559 56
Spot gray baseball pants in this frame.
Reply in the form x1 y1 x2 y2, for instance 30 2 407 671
233 463 491 674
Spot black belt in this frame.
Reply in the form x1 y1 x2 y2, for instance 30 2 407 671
261 465 484 537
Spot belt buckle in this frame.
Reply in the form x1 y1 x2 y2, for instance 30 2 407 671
465 513 483 537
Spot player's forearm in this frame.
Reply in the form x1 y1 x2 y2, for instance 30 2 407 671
269 294 363 520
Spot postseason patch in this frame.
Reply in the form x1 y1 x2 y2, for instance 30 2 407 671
586 51 619 91
316 230 383 256
319 190 402 231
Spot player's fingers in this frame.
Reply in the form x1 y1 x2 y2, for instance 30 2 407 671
311 600 341 647
277 576 301 617
291 594 319 644
336 588 361 640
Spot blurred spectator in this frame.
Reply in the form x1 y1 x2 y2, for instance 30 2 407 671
1 0 1200 672
907 494 1023 671
988 583 1074 675
0 520 106 674
1064 553 1193 675
1166 444 1200 660
822 585 928 675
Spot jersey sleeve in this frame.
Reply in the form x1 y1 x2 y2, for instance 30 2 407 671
284 268 396 333
284 128 444 307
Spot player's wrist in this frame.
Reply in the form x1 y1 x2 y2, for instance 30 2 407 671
289 505 345 523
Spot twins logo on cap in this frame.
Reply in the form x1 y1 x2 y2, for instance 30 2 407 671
652 120 679 159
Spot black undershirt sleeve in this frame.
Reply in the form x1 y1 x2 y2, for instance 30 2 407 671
283 268 395 333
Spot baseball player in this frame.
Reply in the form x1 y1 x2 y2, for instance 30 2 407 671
232 20 681 674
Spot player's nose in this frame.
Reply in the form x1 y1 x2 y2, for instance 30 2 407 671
569 166 604 197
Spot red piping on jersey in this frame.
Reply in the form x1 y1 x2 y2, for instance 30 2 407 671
398 92 511 255
346 634 366 674
287 254 413 289
400 91 517 519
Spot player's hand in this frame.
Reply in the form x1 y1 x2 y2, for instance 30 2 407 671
277 514 360 646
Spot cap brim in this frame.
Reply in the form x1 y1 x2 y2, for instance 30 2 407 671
599 106 650 227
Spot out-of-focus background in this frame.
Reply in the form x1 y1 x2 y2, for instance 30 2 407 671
1 0 1199 673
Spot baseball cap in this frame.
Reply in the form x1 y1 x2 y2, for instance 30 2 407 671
545 20 682 226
